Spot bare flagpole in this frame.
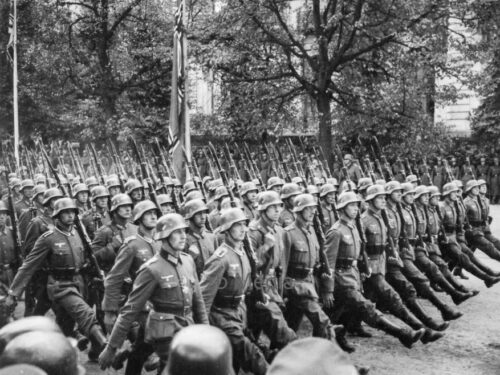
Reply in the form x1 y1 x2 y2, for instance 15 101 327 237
12 0 19 170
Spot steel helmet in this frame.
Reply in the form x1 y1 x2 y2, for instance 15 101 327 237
339 180 356 194
110 193 133 212
365 184 386 201
47 178 57 188
185 190 204 202
106 177 121 189
214 186 229 201
406 175 418 183
327 177 339 187
306 185 320 195
91 185 110 201
154 213 188 240
51 198 77 218
357 178 373 192
267 176 284 190
414 185 429 199
336 191 361 209
163 176 174 187
240 181 258 197
7 173 17 180
72 183 89 198
477 179 487 186
280 183 301 200
442 182 459 197
428 185 441 198
292 176 305 186
42 188 63 206
202 176 213 186
183 198 209 220
9 178 21 189
132 200 158 224
85 176 99 187
375 179 386 186
32 185 47 200
293 194 317 212
464 179 481 193
401 182 416 196
385 181 403 194
34 175 46 185
319 183 337 198
183 180 197 196
20 179 35 191
221 197 242 210
0 201 8 213
209 179 223 191
313 177 323 186
218 208 248 233
157 194 174 206
125 179 143 194
452 179 464 189
257 191 283 211
173 178 182 187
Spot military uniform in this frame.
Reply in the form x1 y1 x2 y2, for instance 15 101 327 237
107 246 207 373
18 206 41 243
184 223 218 277
208 209 222 230
247 216 297 350
200 242 268 375
464 196 500 262
432 165 445 190
488 163 500 203
14 198 31 219
8 226 100 337
320 201 336 233
282 216 335 339
103 230 161 375
479 194 500 251
81 208 112 241
278 207 295 228
243 201 257 221
0 226 19 289
91 221 137 272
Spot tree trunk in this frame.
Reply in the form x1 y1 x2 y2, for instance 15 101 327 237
315 93 333 168
0 0 12 135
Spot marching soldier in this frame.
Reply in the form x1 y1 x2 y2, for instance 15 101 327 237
319 183 338 233
0 202 20 293
18 185 46 242
207 186 229 229
267 177 284 194
325 191 425 348
439 182 500 287
200 207 269 375
157 194 176 215
14 179 35 218
240 181 258 221
106 176 122 198
99 213 208 373
125 179 144 207
282 194 347 348
6 198 108 358
102 200 161 375
343 155 362 184
361 185 443 344
488 157 500 204
91 193 137 272
183 199 218 277
478 179 500 250
72 183 90 215
279 183 300 227
81 186 111 240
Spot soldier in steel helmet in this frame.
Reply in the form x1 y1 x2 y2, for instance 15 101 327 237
200 207 269 375
18 185 46 243
183 199 218 277
5 197 108 360
240 181 259 221
102 199 161 375
319 183 339 233
157 194 176 215
360 185 443 344
278 183 300 227
207 186 229 229
0 202 20 300
72 183 91 215
81 185 111 240
99 213 208 373
22 188 63 318
14 179 35 218
125 179 144 207
91 193 137 272
325 191 425 349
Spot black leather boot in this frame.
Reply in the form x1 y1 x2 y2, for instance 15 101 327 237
406 298 449 331
375 316 425 349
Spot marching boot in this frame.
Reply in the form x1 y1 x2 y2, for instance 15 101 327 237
426 290 463 321
144 352 161 372
453 267 469 280
484 275 500 288
375 316 425 349
395 306 444 345
112 348 131 370
437 277 473 305
74 331 89 351
406 298 449 331
471 256 500 277
88 325 107 362
348 323 373 338
331 325 355 353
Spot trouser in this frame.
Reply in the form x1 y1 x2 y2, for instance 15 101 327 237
485 232 500 252
126 321 155 375
330 286 383 327
25 271 51 317
247 299 297 350
466 231 500 262
151 338 173 375
210 303 268 375
413 250 461 294
386 266 418 302
428 252 465 291
441 240 493 281
53 291 98 336
285 295 334 339
459 242 499 275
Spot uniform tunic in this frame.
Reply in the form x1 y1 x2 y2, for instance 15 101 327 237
320 201 336 233
278 207 295 228
185 223 218 277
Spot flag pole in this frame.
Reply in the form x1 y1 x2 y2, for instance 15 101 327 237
12 0 19 170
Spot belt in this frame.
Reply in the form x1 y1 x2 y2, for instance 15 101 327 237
335 258 357 270
213 294 245 309
153 305 192 317
49 268 79 280
365 245 385 256
469 220 484 227
287 266 313 279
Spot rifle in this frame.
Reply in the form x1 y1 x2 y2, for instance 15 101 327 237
334 146 371 275
224 143 242 181
243 142 265 189
107 141 126 192
40 146 104 326
273 143 292 183
316 145 333 178
89 143 107 186
3 170 23 272
372 136 394 180
263 143 280 178
207 142 266 304
130 139 161 210
286 139 306 178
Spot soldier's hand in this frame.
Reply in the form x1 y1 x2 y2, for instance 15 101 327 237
99 345 117 370
5 295 17 314
255 293 270 309
263 233 275 250
104 311 118 333
321 292 334 310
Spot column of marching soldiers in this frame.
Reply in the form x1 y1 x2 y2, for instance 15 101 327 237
0 138 499 375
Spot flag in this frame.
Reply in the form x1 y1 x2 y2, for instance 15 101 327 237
6 1 15 65
169 0 191 183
